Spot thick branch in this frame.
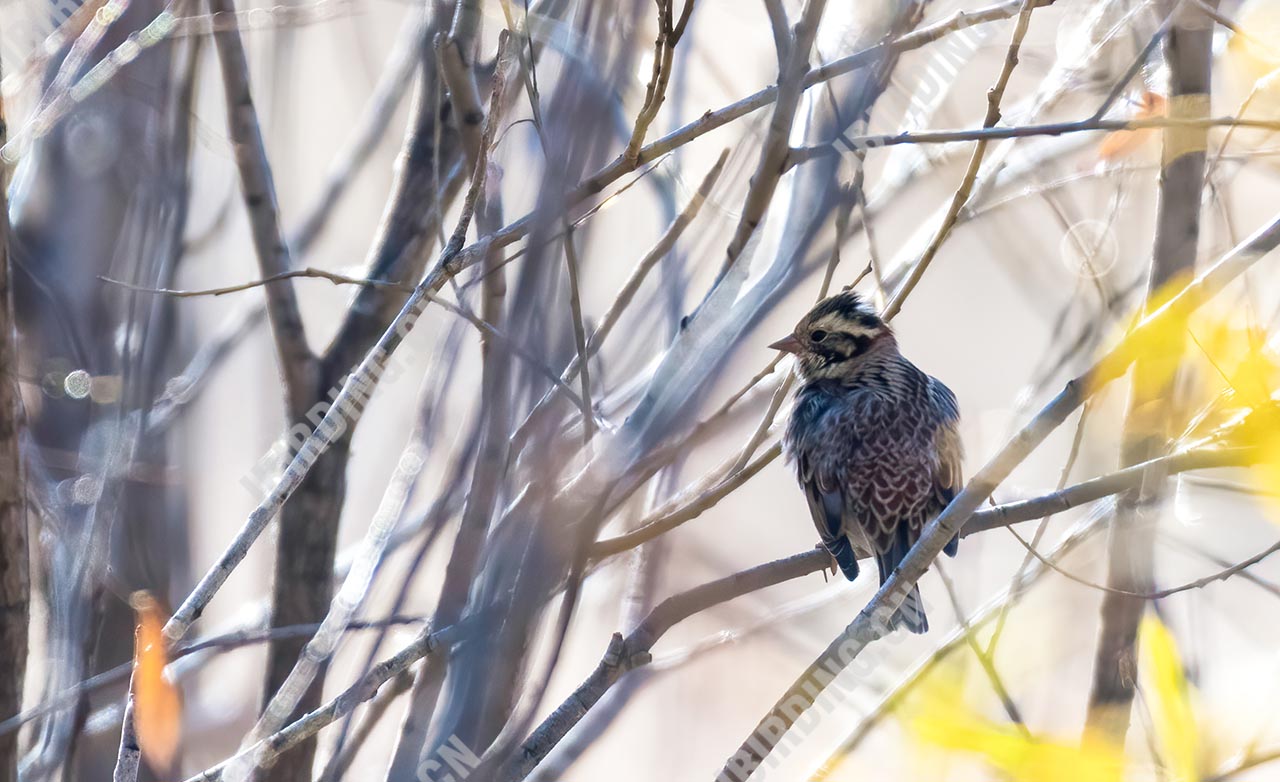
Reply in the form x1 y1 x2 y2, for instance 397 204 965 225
207 0 316 414
1085 0 1216 741
0 48 28 782
386 35 514 778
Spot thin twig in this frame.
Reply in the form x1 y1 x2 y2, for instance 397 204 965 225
509 149 729 448
793 115 1280 158
1006 523 1280 600
936 562 1029 734
812 511 1108 780
98 269 588 411
562 229 596 443
885 0 1040 319
624 0 696 162
591 443 782 561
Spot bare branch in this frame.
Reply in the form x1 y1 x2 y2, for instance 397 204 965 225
289 9 429 255
563 230 596 443
1085 0 1216 743
714 203 1280 778
206 0 316 414
719 0 828 278
503 548 832 781
591 443 782 560
624 0 696 162
160 43 497 651
760 0 790 65
884 0 1038 320
0 46 29 782
98 269 588 409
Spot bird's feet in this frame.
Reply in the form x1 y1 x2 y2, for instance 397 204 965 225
816 544 838 580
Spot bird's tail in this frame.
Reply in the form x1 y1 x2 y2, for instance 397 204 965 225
875 528 929 634
894 585 929 634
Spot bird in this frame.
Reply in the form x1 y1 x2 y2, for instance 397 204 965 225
770 291 962 633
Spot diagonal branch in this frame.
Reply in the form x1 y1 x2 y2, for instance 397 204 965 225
713 204 1280 779
501 549 831 782
178 549 829 782
884 0 1038 320
718 0 829 279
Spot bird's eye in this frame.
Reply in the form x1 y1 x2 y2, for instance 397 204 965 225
810 330 828 343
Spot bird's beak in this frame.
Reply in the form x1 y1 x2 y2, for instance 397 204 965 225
769 334 802 354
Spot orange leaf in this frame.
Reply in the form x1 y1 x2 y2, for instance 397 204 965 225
1098 91 1167 161
130 591 181 775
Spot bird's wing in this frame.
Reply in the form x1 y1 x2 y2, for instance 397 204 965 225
833 383 948 558
930 378 963 557
797 451 860 580
856 423 932 553
930 378 964 505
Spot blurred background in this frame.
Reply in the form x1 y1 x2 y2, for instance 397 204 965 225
3 0 1280 780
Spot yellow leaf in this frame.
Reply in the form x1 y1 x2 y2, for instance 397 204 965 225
900 671 1125 782
1091 273 1195 409
131 591 181 776
1221 0 1280 155
1093 279 1280 505
1139 616 1199 782
1191 321 1279 410
1227 403 1280 523
1228 0 1280 83
1184 321 1280 523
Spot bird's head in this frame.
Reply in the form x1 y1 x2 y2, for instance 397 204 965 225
769 291 895 381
